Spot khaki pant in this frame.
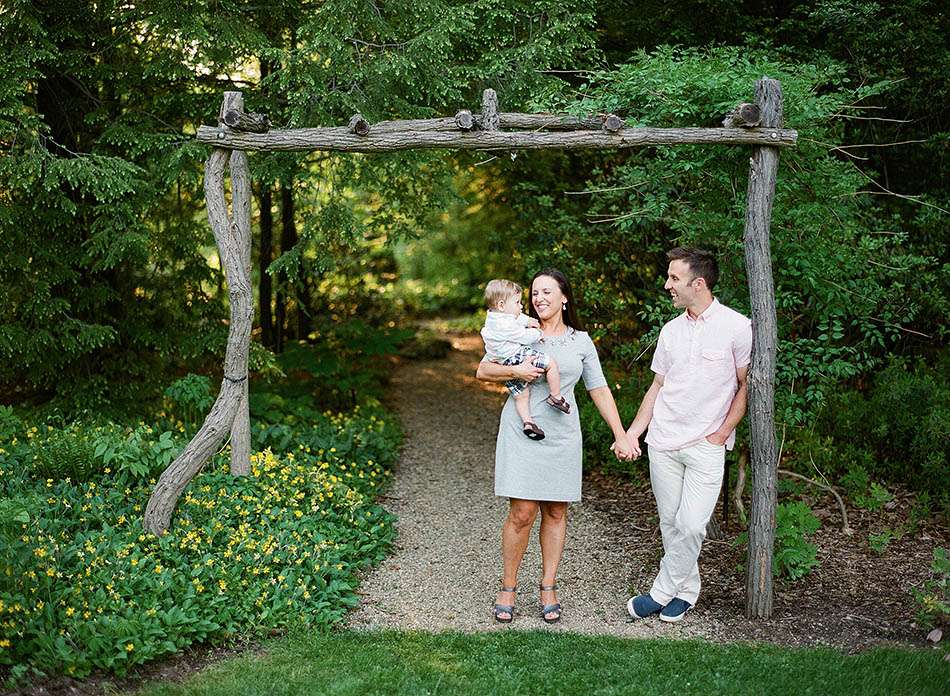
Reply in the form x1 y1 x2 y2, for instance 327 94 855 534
648 440 725 605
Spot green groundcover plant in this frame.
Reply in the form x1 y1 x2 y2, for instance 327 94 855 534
0 397 401 679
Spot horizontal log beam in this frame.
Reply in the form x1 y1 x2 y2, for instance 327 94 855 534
326 112 630 134
196 124 798 152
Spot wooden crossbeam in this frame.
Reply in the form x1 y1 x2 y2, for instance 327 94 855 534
196 124 797 151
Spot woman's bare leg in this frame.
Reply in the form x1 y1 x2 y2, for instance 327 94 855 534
538 501 568 619
496 498 539 619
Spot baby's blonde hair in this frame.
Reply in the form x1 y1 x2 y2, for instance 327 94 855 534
484 279 521 309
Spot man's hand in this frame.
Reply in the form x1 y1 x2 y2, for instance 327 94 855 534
512 358 544 383
625 431 643 459
705 431 728 446
610 434 637 461
525 316 540 329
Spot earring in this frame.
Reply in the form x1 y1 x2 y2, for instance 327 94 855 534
562 303 567 310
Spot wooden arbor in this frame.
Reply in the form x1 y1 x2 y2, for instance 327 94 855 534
144 84 795 618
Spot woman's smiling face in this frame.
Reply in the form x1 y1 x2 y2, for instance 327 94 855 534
531 275 565 322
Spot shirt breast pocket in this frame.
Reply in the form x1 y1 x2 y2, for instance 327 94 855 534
701 349 732 376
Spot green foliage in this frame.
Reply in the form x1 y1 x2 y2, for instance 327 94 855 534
30 430 99 484
868 528 901 556
163 374 215 430
0 0 599 406
276 320 412 410
819 357 949 504
740 501 821 581
773 502 822 580
913 548 949 630
0 399 401 678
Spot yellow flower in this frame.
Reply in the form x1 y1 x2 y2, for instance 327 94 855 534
0 639 10 649
65 607 75 617
126 643 134 652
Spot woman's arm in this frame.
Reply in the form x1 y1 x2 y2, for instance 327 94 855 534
588 386 635 460
475 357 545 384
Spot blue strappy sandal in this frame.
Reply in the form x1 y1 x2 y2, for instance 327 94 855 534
493 585 517 623
540 582 562 624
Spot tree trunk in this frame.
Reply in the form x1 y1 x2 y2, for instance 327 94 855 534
144 92 254 535
276 181 298 345
228 145 252 477
743 78 783 619
257 57 275 349
259 184 274 348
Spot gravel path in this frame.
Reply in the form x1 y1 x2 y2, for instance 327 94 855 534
347 335 726 638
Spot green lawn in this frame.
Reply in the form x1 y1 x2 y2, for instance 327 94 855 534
137 630 948 696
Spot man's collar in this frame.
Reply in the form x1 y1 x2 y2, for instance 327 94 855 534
685 297 719 322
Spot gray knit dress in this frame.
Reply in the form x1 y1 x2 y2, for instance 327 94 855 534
492 328 608 502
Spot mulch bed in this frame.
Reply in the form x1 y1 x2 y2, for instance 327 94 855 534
584 467 949 653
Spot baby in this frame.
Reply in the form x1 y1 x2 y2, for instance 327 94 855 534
480 279 570 441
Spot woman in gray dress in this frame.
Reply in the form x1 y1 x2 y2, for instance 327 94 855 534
476 268 634 623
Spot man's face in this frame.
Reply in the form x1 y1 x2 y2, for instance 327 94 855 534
664 259 698 309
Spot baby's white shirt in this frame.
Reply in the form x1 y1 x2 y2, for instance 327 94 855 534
480 311 542 362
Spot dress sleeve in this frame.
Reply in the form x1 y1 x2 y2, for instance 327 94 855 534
581 333 608 390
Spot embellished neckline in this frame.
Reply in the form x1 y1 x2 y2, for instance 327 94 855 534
539 326 577 346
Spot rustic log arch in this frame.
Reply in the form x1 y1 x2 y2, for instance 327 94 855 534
145 83 789 619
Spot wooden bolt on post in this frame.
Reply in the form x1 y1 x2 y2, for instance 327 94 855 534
602 114 624 132
723 102 762 128
347 114 370 136
223 109 271 132
454 109 475 130
742 78 783 619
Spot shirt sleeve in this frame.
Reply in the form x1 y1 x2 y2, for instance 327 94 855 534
581 334 609 390
650 327 671 376
734 319 753 369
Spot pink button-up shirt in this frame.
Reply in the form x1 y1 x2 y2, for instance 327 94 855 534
646 298 752 452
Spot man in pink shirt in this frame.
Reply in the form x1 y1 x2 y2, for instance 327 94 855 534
622 247 752 623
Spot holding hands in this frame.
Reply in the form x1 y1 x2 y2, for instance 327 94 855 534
610 432 639 461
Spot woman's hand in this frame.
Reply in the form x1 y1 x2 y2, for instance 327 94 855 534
610 433 637 461
511 358 544 383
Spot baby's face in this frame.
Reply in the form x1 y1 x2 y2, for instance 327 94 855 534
498 292 524 317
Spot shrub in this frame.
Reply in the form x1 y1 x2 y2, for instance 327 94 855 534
820 357 949 506
163 374 214 430
30 430 99 483
773 502 822 580
739 501 821 581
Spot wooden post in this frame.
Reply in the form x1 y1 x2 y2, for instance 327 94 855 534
144 91 255 534
479 88 499 131
742 78 782 618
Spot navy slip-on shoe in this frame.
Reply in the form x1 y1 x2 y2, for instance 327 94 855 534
626 593 664 619
659 597 693 623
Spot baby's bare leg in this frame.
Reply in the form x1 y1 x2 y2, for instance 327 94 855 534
546 358 563 398
514 388 534 424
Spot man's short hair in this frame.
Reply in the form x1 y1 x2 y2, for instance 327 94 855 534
484 279 521 309
667 247 719 290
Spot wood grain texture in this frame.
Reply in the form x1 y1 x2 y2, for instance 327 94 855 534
743 77 783 619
